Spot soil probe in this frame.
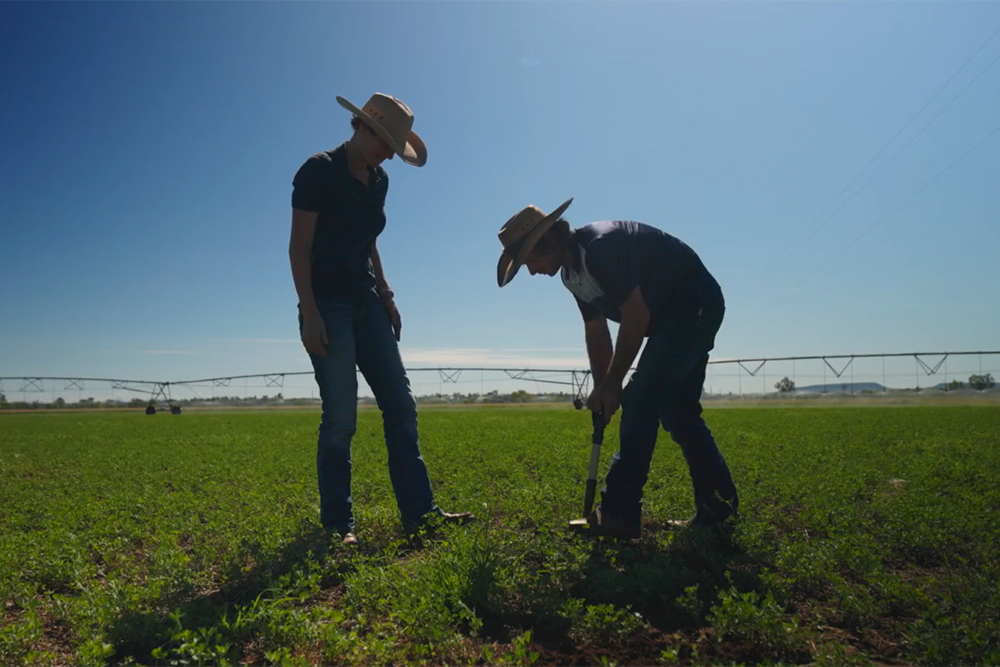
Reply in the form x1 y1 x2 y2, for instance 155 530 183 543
568 410 605 528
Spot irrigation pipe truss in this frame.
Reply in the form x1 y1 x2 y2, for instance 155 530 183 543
3 350 998 413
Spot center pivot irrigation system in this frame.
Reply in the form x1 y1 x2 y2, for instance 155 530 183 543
3 350 997 414
0 367 596 414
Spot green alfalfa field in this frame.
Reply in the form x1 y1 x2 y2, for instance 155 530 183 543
1 406 998 666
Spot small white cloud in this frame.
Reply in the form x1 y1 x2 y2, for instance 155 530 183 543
215 338 300 344
93 350 219 355
520 53 540 68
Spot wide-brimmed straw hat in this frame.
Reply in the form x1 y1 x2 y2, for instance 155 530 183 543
336 92 427 167
496 198 574 287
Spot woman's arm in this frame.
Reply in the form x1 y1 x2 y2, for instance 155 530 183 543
289 208 327 356
371 241 393 299
371 242 402 341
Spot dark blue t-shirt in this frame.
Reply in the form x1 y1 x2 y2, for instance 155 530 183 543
291 142 389 304
560 221 723 332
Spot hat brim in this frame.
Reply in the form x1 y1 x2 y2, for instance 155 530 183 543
336 96 427 167
497 251 520 288
496 197 574 287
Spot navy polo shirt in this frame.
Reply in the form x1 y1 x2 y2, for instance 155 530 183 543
291 142 389 304
560 221 723 333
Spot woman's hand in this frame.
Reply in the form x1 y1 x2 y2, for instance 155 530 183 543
300 310 328 357
381 293 402 342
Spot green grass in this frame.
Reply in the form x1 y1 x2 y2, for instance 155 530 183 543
1 406 998 665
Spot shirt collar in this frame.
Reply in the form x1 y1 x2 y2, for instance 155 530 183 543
333 141 384 190
561 244 588 284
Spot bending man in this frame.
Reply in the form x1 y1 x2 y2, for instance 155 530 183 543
496 198 738 538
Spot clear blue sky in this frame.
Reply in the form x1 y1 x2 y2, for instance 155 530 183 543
2 2 999 395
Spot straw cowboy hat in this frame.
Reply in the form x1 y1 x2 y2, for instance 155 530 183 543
496 198 574 287
336 92 427 167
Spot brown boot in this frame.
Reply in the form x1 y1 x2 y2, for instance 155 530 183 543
667 500 738 529
585 507 641 539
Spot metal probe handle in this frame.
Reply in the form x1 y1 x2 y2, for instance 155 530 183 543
583 411 605 516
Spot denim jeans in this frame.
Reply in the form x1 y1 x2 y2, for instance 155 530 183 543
300 298 441 534
599 299 738 523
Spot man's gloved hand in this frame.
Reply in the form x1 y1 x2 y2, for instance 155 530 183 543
587 380 621 423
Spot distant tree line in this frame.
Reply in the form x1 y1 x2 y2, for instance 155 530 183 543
770 373 996 395
948 373 996 391
0 390 577 410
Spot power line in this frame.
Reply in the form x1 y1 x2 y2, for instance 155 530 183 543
789 46 1000 254
790 119 1000 291
746 23 1000 294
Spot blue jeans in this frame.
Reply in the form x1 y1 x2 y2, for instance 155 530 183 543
300 298 441 534
599 302 738 523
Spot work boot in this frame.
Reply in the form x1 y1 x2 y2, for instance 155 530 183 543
584 507 641 539
667 497 738 529
324 525 359 546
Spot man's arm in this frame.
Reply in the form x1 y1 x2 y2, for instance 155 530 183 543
604 286 651 387
586 287 650 420
579 237 647 386
584 316 613 385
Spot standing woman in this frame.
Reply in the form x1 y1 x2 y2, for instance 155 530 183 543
288 93 473 545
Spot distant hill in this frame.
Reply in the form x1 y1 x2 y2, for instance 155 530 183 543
789 381 990 393
793 382 886 393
